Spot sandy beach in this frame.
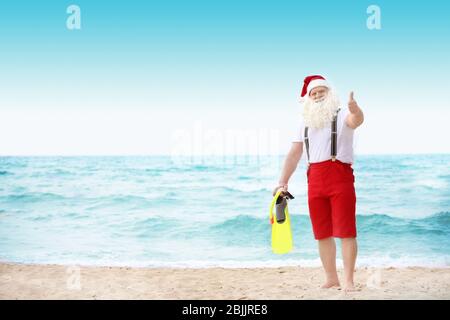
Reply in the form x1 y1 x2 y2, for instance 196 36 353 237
0 263 449 300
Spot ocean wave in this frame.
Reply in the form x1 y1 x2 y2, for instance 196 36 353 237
28 168 77 178
1 256 448 269
212 211 450 225
83 192 182 211
29 214 53 222
0 192 67 203
207 212 450 238
164 162 235 173
438 174 450 180
189 164 221 171
208 214 292 245
213 185 271 194
237 175 253 180
110 215 179 237
357 212 450 232
22 211 92 222
143 168 162 176
146 256 450 268
0 170 11 176
420 211 450 223
83 196 149 211
413 179 448 190
210 214 266 230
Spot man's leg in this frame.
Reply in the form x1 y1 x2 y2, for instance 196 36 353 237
341 237 357 291
328 164 357 291
318 237 340 288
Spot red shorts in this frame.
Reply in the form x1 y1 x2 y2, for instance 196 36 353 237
307 159 357 240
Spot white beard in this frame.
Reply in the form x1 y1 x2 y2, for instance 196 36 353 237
302 90 340 129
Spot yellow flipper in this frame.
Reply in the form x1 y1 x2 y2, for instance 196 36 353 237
269 190 293 254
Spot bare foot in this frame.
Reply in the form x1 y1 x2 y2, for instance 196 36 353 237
343 283 361 293
321 280 341 289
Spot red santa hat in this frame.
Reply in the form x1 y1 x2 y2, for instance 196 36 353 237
300 75 330 98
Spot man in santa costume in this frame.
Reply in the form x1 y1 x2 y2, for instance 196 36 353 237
273 75 364 292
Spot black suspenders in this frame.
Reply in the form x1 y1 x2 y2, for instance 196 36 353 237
304 127 310 163
331 108 339 162
304 108 341 165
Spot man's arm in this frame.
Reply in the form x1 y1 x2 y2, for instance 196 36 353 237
345 91 364 129
277 142 303 189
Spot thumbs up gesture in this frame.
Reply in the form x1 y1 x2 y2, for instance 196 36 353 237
345 91 364 129
348 91 360 114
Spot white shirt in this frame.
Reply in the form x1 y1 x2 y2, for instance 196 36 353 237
292 108 355 164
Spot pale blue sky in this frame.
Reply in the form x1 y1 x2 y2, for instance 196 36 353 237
0 0 449 155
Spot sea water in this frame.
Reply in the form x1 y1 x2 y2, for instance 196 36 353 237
0 154 448 268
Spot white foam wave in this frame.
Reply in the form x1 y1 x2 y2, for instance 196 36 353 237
4 255 449 269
